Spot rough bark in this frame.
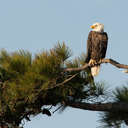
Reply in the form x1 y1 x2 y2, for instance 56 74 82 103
0 125 8 128
0 125 20 128
66 101 128 112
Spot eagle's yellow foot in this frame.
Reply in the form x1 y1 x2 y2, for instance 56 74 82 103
89 59 97 66
99 59 103 63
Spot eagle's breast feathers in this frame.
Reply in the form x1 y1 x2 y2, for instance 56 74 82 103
86 31 108 62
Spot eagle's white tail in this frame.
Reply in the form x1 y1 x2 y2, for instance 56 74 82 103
91 65 100 76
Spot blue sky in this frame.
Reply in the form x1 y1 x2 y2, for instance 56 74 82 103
0 0 128 128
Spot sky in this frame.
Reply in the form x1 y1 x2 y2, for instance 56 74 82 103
0 0 128 128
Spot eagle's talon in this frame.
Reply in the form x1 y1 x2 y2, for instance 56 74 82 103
99 59 103 63
89 59 97 66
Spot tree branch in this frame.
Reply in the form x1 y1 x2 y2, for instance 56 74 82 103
64 58 128 72
66 101 128 112
44 73 79 90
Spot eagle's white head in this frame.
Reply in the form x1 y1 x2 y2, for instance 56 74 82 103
90 22 104 33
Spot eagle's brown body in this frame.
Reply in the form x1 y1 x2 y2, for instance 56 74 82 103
85 31 108 76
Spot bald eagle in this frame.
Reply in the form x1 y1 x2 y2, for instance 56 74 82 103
85 23 108 76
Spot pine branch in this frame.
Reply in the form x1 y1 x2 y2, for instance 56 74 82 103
64 58 128 72
66 101 128 112
44 73 79 90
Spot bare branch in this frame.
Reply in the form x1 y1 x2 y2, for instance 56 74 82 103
66 101 128 112
64 58 128 72
44 73 79 90
102 59 128 69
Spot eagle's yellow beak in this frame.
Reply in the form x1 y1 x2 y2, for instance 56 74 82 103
90 25 95 29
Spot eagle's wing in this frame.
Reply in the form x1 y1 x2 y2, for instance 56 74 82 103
100 32 108 59
85 31 92 63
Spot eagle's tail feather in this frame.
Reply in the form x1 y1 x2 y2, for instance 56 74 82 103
91 65 100 76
